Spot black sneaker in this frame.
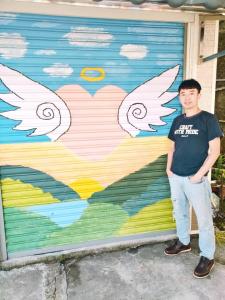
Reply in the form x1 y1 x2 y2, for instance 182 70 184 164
193 256 215 278
164 240 191 256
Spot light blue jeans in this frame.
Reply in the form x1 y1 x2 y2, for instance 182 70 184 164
169 174 215 260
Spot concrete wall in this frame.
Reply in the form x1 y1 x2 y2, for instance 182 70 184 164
196 19 224 153
197 20 219 113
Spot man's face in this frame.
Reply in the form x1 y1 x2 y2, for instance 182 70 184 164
179 88 201 110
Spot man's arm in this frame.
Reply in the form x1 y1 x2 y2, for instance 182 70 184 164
166 140 175 177
190 137 221 183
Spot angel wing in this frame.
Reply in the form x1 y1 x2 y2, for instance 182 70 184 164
118 65 179 137
0 64 71 141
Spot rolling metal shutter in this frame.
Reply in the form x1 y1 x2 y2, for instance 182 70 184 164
0 12 184 258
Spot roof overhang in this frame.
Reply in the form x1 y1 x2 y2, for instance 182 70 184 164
1 0 225 11
0 0 225 19
141 1 225 11
85 0 225 13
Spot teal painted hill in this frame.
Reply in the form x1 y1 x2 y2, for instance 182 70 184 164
88 155 170 216
0 165 80 201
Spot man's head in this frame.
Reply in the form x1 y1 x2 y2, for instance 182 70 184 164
178 79 201 110
178 79 201 94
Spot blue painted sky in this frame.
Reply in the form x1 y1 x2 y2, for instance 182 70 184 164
0 12 184 143
25 201 89 227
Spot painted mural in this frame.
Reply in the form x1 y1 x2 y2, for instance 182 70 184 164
0 12 184 255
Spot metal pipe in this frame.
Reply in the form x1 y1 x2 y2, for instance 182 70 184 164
203 49 225 62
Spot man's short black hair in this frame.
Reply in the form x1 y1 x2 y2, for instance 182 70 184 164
178 79 201 93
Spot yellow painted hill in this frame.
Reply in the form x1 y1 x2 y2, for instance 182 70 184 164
118 199 175 235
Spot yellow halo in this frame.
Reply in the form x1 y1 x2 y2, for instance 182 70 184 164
80 67 105 82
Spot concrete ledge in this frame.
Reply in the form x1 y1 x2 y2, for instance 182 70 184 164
1 238 225 300
0 233 177 270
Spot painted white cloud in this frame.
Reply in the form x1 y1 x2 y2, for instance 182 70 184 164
43 63 73 77
0 33 28 59
0 13 16 25
34 49 56 55
32 22 59 28
64 26 113 47
120 44 148 60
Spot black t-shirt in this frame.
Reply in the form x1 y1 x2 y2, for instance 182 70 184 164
168 110 224 176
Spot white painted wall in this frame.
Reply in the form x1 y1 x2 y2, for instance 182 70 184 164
197 20 219 113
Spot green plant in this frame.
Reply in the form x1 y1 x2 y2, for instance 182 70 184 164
215 229 225 245
212 154 225 213
212 154 225 184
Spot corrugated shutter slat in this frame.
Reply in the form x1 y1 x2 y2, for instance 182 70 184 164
0 12 183 258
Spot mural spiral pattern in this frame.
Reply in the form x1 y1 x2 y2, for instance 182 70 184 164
37 102 61 121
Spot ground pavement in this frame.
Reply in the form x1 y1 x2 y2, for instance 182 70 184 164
0 237 225 300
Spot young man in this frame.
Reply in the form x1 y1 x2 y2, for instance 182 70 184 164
165 79 223 278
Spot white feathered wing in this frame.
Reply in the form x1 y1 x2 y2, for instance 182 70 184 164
118 65 179 137
0 64 71 140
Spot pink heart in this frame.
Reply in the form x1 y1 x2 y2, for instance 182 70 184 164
57 85 129 160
